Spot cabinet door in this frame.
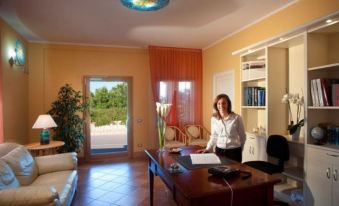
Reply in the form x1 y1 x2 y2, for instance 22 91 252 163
254 136 266 161
332 164 339 206
242 134 256 162
306 148 332 206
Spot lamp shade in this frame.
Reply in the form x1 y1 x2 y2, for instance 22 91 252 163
32 115 57 129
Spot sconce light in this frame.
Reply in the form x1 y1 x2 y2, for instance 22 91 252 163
9 39 26 67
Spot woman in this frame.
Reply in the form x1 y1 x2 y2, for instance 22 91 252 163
198 94 246 162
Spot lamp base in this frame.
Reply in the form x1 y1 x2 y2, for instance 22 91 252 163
40 129 50 145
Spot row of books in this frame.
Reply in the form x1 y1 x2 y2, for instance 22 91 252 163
243 87 266 106
310 78 339 106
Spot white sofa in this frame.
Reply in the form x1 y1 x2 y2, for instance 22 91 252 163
0 143 78 206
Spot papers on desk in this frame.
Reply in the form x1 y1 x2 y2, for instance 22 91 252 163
189 153 221 164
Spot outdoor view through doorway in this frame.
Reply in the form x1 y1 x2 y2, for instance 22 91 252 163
89 79 128 155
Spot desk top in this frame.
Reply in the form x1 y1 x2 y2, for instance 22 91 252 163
25 141 64 150
145 146 281 199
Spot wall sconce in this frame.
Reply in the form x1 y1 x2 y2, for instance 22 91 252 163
9 39 26 67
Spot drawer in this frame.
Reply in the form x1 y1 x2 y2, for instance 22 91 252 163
307 146 339 163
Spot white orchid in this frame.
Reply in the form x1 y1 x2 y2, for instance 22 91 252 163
281 92 304 135
156 102 172 118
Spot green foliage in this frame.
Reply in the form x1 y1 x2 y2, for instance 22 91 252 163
90 83 127 126
48 84 88 153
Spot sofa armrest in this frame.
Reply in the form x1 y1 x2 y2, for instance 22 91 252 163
35 152 77 175
0 186 60 206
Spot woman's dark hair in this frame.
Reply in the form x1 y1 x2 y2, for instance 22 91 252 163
212 94 233 119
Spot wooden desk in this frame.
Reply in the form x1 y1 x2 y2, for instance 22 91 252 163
145 146 280 206
25 141 64 156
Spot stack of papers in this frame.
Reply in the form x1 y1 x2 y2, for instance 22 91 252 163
189 153 221 164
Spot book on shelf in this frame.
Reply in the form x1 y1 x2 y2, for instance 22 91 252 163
311 79 319 106
332 84 339 106
243 87 265 106
311 78 339 106
315 79 324 106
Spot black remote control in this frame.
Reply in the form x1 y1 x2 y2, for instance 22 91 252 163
208 166 240 179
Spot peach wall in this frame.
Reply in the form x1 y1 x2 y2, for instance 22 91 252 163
202 0 339 129
0 18 28 144
28 44 156 153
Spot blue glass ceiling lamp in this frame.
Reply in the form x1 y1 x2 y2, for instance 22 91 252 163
121 0 169 11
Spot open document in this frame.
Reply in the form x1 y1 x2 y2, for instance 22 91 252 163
189 153 221 164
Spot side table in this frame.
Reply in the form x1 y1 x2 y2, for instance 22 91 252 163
25 141 65 156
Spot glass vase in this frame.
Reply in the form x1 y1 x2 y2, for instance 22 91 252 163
157 117 166 152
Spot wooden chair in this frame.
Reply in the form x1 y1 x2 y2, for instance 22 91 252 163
164 125 186 148
184 124 210 147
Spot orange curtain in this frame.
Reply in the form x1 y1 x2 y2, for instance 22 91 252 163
0 40 3 143
149 46 202 127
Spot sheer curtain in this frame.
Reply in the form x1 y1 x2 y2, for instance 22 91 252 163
149 46 202 128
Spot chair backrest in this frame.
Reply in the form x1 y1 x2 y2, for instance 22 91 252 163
165 127 176 141
267 135 289 168
187 126 201 139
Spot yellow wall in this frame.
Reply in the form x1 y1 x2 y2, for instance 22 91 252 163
0 18 28 144
203 0 339 129
28 44 156 153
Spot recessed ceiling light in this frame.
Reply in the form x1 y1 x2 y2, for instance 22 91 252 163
326 19 333 23
279 37 285 41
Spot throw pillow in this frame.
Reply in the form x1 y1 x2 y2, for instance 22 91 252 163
0 159 20 190
2 146 38 186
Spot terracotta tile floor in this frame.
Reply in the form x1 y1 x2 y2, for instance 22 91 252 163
72 157 177 206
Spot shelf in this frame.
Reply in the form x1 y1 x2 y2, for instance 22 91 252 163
241 77 266 82
283 167 304 182
283 135 304 144
241 60 265 65
308 106 339 109
308 62 339 71
241 106 266 109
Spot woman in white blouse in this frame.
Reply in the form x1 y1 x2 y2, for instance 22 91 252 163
198 94 246 162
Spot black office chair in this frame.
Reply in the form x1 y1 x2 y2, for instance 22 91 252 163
244 135 290 206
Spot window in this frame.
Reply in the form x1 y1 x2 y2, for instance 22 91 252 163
159 80 195 127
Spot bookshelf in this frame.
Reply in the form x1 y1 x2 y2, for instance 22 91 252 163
305 20 339 206
240 48 267 162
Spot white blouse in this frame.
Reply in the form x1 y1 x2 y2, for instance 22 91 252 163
205 113 246 151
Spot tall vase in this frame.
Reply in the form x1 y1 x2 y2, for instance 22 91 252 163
157 117 166 152
292 127 301 141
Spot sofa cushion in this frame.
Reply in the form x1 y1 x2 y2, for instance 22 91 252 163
0 159 20 190
32 170 78 206
1 146 38 186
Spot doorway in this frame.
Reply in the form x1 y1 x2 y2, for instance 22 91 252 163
84 76 133 161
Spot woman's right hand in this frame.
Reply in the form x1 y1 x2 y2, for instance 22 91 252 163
196 149 209 153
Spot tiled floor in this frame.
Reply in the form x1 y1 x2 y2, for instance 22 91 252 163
72 157 177 206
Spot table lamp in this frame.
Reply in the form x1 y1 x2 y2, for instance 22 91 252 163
32 114 57 145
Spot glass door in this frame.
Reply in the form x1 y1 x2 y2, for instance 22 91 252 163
84 76 133 160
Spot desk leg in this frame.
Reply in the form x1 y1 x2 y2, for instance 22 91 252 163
149 165 154 206
267 185 273 206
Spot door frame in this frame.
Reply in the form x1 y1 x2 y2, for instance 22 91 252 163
83 75 133 162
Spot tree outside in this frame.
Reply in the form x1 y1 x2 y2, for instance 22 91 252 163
90 83 128 126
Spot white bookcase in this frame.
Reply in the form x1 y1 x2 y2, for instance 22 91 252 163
240 34 306 204
236 13 339 205
305 20 339 206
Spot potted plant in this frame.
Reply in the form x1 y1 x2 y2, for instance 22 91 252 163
281 93 304 136
48 84 88 153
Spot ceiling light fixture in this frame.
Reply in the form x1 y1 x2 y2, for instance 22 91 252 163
121 0 169 11
326 19 333 23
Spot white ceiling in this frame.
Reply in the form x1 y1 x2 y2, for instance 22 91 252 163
0 0 296 49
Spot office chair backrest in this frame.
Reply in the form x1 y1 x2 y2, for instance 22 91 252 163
267 135 289 169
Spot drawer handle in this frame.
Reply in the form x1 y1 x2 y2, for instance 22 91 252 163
326 153 338 157
327 168 331 179
334 169 338 181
